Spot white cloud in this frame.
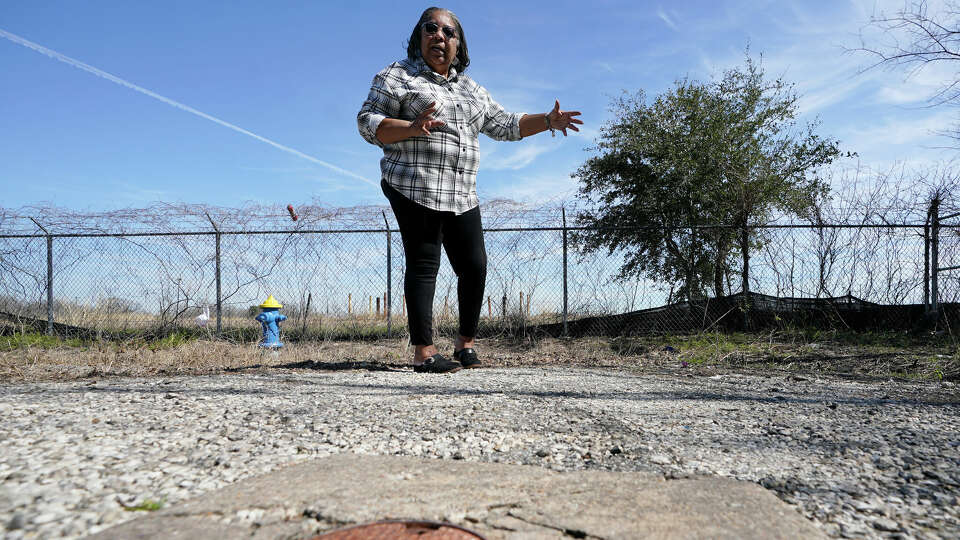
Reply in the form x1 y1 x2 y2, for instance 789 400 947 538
574 125 602 143
795 67 873 114
875 84 931 106
685 2 898 116
307 176 366 193
843 111 955 150
872 62 959 105
239 166 315 173
115 183 172 204
482 171 579 204
483 142 553 171
695 44 871 117
657 8 679 31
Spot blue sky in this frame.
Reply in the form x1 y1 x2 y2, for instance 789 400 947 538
1 0 956 212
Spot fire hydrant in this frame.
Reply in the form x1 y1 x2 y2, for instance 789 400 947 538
255 295 286 348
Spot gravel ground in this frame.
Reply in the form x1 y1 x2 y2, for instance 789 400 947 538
1 365 958 539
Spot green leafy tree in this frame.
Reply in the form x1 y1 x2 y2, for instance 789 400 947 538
574 57 842 301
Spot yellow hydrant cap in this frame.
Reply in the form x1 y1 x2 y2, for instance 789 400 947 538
260 295 283 308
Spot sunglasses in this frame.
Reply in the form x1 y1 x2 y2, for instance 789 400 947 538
422 21 457 39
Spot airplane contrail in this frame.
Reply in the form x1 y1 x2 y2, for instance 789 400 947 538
0 28 377 187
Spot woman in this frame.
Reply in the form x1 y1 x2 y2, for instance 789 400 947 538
358 7 582 373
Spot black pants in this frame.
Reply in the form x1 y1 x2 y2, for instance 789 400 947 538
382 180 487 346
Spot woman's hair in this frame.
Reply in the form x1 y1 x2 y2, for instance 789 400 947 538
406 7 470 73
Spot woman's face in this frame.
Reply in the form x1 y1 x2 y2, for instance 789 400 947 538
419 11 458 76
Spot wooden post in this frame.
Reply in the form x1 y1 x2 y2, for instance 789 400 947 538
348 293 352 315
376 296 380 318
487 296 492 318
501 294 507 321
369 295 373 316
526 292 531 317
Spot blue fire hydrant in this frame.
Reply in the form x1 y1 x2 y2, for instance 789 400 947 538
255 295 286 348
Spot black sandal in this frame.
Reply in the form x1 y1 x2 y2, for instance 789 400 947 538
453 348 481 369
413 354 462 373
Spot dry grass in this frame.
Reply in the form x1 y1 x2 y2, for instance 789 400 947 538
1 329 958 383
0 338 401 382
0 335 600 382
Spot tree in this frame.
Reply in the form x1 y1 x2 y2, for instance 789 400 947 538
573 57 842 301
854 0 960 140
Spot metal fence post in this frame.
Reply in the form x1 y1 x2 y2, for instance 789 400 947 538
205 213 222 334
520 291 526 338
45 234 54 336
383 211 392 337
561 206 568 337
930 198 941 319
741 222 751 329
30 218 54 335
215 232 222 333
924 216 930 310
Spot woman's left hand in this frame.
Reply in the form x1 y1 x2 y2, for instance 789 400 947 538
547 100 583 136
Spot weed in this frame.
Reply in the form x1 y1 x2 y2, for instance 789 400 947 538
0 331 86 351
123 499 164 512
147 331 195 351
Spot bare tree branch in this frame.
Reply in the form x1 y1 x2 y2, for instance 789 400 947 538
852 0 960 141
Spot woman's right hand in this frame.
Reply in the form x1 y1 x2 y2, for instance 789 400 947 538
375 103 445 144
410 101 445 136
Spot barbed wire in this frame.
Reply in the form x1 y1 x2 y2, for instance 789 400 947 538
0 199 946 237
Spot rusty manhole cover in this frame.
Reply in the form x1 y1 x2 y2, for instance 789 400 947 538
310 520 486 539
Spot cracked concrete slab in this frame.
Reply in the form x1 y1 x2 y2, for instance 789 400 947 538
89 453 826 539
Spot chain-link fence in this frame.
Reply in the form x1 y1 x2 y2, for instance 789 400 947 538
3 212 959 341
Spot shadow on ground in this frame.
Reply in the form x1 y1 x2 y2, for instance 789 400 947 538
226 359 406 373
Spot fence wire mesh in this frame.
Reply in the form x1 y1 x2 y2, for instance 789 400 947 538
1 221 956 341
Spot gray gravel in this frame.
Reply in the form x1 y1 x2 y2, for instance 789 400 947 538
1 366 958 539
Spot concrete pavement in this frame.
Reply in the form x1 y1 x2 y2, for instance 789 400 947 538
90 453 826 539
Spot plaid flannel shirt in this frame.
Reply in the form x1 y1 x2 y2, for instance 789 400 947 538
358 57 524 214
